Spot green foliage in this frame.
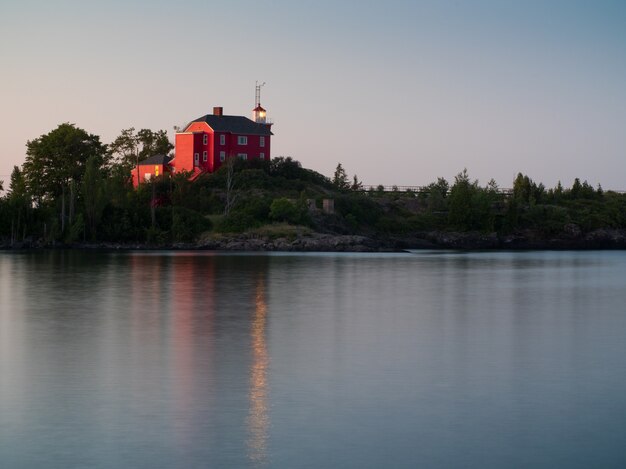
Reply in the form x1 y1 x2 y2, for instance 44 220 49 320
168 207 213 242
332 163 349 190
513 173 545 205
269 198 309 225
237 169 272 190
447 169 475 230
23 123 107 201
334 194 382 227
82 156 107 239
447 169 499 231
6 122 626 247
145 226 167 245
425 177 449 212
270 157 333 189
67 213 85 243
215 212 258 233
351 174 363 191
237 196 272 222
523 205 570 235
270 156 302 179
109 127 173 172
4 166 31 241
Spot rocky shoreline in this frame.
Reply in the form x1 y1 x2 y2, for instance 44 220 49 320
3 226 626 252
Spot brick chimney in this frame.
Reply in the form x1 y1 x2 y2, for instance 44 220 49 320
213 106 223 116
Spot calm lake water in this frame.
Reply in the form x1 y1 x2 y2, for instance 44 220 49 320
1 250 626 468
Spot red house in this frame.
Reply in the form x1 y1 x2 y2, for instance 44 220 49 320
171 105 273 180
132 89 273 187
131 154 172 187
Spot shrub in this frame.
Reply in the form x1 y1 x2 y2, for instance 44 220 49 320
269 198 309 225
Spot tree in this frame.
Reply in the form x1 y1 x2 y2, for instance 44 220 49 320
270 156 302 179
447 169 496 231
333 163 349 190
570 178 582 199
6 166 31 244
82 156 107 238
23 123 107 201
351 174 363 191
447 169 475 229
137 129 173 160
109 128 139 173
109 128 173 173
426 177 449 212
513 173 545 205
269 197 308 225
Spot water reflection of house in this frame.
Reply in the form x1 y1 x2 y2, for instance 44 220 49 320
127 254 270 463
247 277 269 465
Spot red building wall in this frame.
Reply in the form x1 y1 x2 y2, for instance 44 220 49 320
132 164 168 187
213 132 270 171
174 121 271 174
173 133 195 173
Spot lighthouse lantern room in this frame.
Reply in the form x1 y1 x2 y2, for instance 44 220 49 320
252 81 267 124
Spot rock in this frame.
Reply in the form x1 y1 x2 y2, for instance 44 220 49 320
563 223 582 239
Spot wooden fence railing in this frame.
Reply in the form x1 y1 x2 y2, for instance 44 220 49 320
361 185 625 195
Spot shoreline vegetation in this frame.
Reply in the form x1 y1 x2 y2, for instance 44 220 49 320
2 123 626 252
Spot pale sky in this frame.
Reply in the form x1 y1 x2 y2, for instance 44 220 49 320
1 0 625 189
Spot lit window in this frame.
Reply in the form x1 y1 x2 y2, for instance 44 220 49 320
203 151 207 162
144 173 152 181
194 153 199 164
203 134 208 145
220 134 225 145
238 153 247 160
260 136 265 147
237 136 247 145
260 152 265 160
220 151 226 162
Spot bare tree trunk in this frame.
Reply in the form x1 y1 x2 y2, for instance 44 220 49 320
69 180 75 226
224 157 237 215
151 181 156 227
61 185 66 233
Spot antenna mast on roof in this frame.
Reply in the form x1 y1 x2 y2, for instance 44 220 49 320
255 81 266 108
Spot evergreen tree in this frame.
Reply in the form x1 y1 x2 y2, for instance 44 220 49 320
333 163 349 190
351 174 363 191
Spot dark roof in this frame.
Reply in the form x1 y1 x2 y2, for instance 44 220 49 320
138 154 172 166
187 114 273 136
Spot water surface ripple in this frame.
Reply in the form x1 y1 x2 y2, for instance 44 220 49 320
1 250 626 468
